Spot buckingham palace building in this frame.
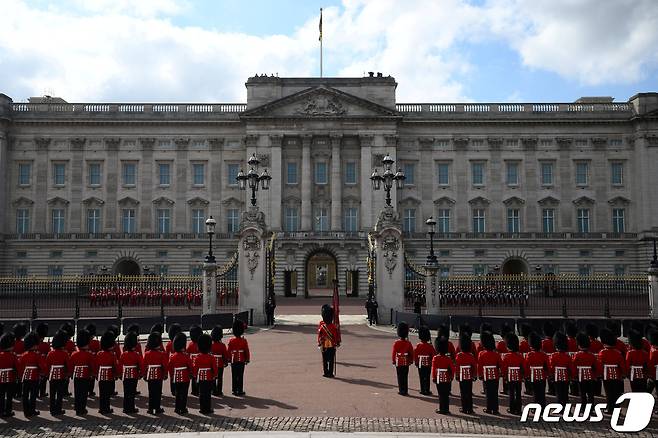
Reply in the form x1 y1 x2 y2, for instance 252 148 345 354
0 74 657 297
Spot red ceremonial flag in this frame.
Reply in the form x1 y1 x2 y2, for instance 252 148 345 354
332 279 341 342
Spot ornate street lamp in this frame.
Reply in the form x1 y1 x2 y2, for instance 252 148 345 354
236 153 272 207
205 216 216 264
425 216 438 268
370 154 405 206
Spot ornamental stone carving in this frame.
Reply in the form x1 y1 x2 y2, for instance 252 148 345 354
382 234 400 279
139 137 156 150
295 95 346 116
243 234 262 280
240 206 266 232
35 137 51 150
71 138 87 151
374 205 401 232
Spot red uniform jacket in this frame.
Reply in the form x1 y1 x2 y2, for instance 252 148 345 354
519 338 530 355
165 340 174 356
135 343 144 357
614 339 628 357
143 349 169 380
598 346 626 380
641 338 651 352
113 344 122 359
167 352 193 383
391 339 414 367
65 340 76 355
69 349 95 379
46 349 70 380
413 341 436 368
588 338 603 355
38 340 51 357
549 351 572 381
477 350 501 380
456 342 478 356
227 337 250 363
192 352 218 381
211 341 230 369
0 351 17 383
119 350 143 380
501 351 524 382
89 339 101 355
649 346 658 380
17 351 47 382
524 350 549 381
14 340 25 355
454 351 477 381
541 338 555 354
95 350 119 381
626 348 649 380
567 337 578 353
317 322 341 349
571 350 599 380
431 353 454 383
496 340 509 354
186 341 199 357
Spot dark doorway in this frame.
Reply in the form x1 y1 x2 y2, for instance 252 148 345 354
114 259 141 276
501 258 528 275
284 270 297 297
346 270 359 296
304 249 338 298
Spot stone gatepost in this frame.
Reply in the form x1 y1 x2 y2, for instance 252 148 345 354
238 206 268 325
372 205 405 324
202 260 217 315
649 263 658 319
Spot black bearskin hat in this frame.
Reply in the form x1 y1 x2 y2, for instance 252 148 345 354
35 322 49 339
649 329 658 347
542 321 555 338
506 333 520 352
520 323 532 339
499 323 512 337
12 322 27 340
76 329 90 348
479 322 493 334
84 323 97 337
60 322 74 338
232 319 245 337
0 322 4 335
397 322 409 339
150 323 164 334
459 324 472 338
529 332 542 351
418 325 431 343
146 332 162 350
198 333 212 354
565 321 578 338
628 329 643 350
436 336 449 355
0 333 15 351
101 331 116 351
123 332 138 351
600 327 616 347
108 325 120 338
23 332 39 350
459 333 472 354
585 322 599 339
189 325 203 343
553 331 568 352
321 304 334 324
211 325 223 342
127 324 140 335
173 333 187 352
480 331 495 351
576 332 591 350
606 320 621 337
631 321 645 335
51 330 67 349
167 323 181 341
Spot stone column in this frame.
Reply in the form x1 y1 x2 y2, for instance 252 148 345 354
301 135 312 230
359 135 374 229
69 138 85 232
174 138 190 232
34 137 51 233
105 138 120 231
208 138 224 219
372 206 405 324
330 134 342 230
139 138 155 231
238 207 267 324
202 260 217 315
269 135 283 231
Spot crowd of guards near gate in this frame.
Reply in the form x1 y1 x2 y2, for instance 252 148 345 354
0 318 249 418
86 285 239 308
391 319 658 416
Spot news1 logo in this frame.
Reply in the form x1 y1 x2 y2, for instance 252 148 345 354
520 392 655 432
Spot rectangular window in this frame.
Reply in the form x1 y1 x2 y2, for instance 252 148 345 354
157 209 171 234
53 163 66 185
315 162 328 184
50 250 62 258
344 207 358 232
122 209 136 234
614 265 626 276
612 208 625 233
439 266 450 278
540 162 554 185
227 208 239 233
16 267 28 277
157 250 168 258
284 207 299 232
18 163 31 186
474 249 486 257
286 162 298 185
507 208 520 233
578 265 592 276
16 209 30 234
192 163 205 185
158 163 171 186
611 162 623 185
315 208 329 231
122 163 136 186
576 162 589 186
192 209 205 234
345 161 357 185
190 265 203 276
228 163 239 186
86 250 97 258
437 163 450 185
579 249 592 257
87 208 101 234
439 250 450 257
543 264 557 274
403 209 416 233
158 265 168 276
542 208 555 233
48 266 64 277
438 209 450 233
88 163 101 186
506 162 519 185
402 163 414 186
471 162 485 185
473 264 488 275
577 208 590 233
52 209 65 234
544 250 555 257
472 209 486 233
615 250 625 257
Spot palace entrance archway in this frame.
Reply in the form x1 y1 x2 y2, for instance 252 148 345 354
304 249 338 298
501 257 528 275
114 258 141 276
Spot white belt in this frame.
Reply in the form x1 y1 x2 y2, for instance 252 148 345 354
630 365 644 381
174 367 186 372
508 366 521 381
554 366 568 380
577 365 592 381
530 366 543 382
0 368 12 372
197 367 211 380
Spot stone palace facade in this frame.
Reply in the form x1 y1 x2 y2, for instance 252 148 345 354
0 74 657 297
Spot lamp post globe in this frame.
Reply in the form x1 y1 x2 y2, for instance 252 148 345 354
205 216 217 263
425 216 438 268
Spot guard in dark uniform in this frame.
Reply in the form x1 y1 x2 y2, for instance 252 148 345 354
392 322 414 395
265 293 276 326
0 333 17 418
194 334 218 415
167 333 192 415
46 331 69 415
317 304 340 378
119 332 143 414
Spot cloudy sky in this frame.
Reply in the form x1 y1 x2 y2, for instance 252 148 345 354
1 0 657 103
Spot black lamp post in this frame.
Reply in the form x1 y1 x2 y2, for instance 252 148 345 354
205 216 216 264
370 154 405 206
236 153 272 207
425 216 438 268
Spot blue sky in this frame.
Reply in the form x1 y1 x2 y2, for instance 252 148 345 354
1 0 656 103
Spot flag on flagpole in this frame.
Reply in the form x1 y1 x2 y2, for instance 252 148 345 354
319 8 323 41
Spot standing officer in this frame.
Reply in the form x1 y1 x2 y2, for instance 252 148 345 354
228 320 250 396
317 304 340 378
392 322 414 396
46 330 69 416
265 293 276 326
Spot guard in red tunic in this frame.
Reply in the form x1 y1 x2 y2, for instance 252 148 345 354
69 329 95 416
166 323 182 396
35 322 50 399
501 333 524 415
211 325 230 396
431 336 454 414
83 324 99 397
524 332 549 407
598 327 626 415
564 321 579 396
626 329 649 393
317 305 340 378
167 333 192 415
549 332 572 405
571 333 598 404
11 323 27 401
391 322 414 396
194 334 218 415
542 322 556 396
477 331 501 415
437 324 456 358
119 332 143 414
96 331 119 415
0 333 17 418
414 326 436 396
454 334 476 414
518 323 533 396
607 321 628 357
143 332 168 415
187 325 203 396
585 323 604 397
649 330 658 396
46 331 69 415
17 332 47 417
228 319 250 396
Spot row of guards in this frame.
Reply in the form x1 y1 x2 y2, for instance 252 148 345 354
87 285 239 307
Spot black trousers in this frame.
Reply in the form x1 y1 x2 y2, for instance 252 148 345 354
508 381 522 414
49 379 66 413
38 376 47 398
603 379 623 414
191 377 198 396
418 366 431 394
483 379 499 413
578 380 594 404
436 382 451 413
547 380 555 395
630 378 647 393
89 378 95 396
98 380 113 413
213 367 224 395
396 366 409 395
170 380 176 397
523 379 533 395
458 380 473 413
147 380 163 412
0 383 14 415
570 380 580 396
532 380 546 407
231 362 245 394
73 378 90 414
123 379 138 412
22 380 39 416
322 348 336 376
593 378 603 396
554 381 569 405
198 380 213 413
14 381 21 400
174 382 189 412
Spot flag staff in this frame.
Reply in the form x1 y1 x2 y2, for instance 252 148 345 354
319 8 323 77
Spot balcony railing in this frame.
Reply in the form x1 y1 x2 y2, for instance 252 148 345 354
11 102 247 115
396 102 632 114
3 232 239 240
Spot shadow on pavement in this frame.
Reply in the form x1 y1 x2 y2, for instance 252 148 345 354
332 376 398 390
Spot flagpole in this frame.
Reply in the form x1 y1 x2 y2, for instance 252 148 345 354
319 8 323 78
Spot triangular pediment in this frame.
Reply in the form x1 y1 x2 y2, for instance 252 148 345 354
538 196 560 206
187 196 209 206
468 196 490 205
12 196 34 206
221 196 243 206
433 196 456 205
82 196 105 205
607 196 631 206
47 196 69 205
399 195 422 206
241 86 400 119
118 196 139 205
152 196 175 205
572 196 595 206
503 196 525 206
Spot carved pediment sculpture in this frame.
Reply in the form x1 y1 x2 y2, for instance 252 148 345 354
295 94 347 116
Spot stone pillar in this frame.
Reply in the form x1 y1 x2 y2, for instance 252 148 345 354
359 135 374 229
372 205 405 324
424 267 439 312
34 137 51 233
69 138 86 232
649 263 658 319
269 135 283 231
174 138 190 232
330 134 342 230
301 135 312 230
202 260 217 315
238 206 268 325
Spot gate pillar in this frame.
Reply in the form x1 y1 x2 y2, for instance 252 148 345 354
238 206 268 325
202 260 217 315
372 205 405 324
